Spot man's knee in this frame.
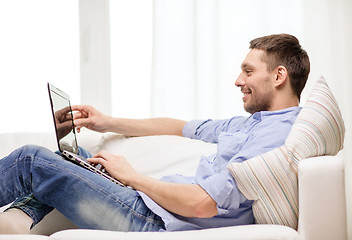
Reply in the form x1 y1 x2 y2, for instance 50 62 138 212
16 145 53 159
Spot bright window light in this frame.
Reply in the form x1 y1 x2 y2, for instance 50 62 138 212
0 0 80 133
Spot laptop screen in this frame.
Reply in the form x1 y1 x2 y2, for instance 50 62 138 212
48 83 79 154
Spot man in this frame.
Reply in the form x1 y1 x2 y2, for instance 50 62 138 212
0 33 310 233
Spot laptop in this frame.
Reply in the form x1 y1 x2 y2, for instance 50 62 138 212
47 83 126 187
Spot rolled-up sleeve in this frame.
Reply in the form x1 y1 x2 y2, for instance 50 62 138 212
182 120 210 139
196 165 247 214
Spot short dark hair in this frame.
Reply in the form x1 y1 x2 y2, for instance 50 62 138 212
249 34 310 100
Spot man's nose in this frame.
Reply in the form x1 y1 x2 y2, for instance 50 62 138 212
235 74 244 87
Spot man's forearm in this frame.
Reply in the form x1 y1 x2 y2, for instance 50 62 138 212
106 118 187 137
129 173 218 218
88 150 218 219
72 105 187 137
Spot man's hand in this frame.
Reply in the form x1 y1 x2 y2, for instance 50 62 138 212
87 150 137 186
71 105 112 133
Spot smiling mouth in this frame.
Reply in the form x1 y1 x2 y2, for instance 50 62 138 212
241 89 251 101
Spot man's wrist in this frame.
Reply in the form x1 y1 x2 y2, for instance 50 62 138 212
104 116 119 133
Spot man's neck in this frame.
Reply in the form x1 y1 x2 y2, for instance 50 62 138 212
269 91 299 112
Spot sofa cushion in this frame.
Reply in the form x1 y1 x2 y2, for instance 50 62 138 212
227 76 345 229
100 134 217 178
50 225 300 240
0 235 49 240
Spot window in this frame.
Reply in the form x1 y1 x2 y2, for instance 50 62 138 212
0 0 80 133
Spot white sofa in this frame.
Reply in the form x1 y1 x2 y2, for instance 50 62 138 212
0 131 347 240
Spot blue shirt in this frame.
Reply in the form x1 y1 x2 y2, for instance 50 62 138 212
138 107 301 231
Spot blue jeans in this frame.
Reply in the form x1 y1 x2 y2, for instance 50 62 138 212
0 145 165 232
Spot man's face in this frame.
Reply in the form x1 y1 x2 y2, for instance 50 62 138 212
235 49 275 114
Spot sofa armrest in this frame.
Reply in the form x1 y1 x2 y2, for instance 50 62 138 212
298 156 347 240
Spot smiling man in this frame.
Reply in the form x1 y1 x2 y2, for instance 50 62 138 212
0 34 310 234
237 35 309 114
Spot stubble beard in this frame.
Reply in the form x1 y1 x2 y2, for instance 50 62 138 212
244 79 273 114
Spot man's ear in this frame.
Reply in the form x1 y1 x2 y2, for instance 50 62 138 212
273 66 288 88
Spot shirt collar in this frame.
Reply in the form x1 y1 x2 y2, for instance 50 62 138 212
251 106 301 121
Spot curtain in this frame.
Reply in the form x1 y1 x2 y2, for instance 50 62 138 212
151 0 303 120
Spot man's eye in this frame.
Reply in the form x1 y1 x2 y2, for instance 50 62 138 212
246 70 252 74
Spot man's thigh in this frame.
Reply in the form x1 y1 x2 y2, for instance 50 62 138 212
33 146 164 231
3 145 164 232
